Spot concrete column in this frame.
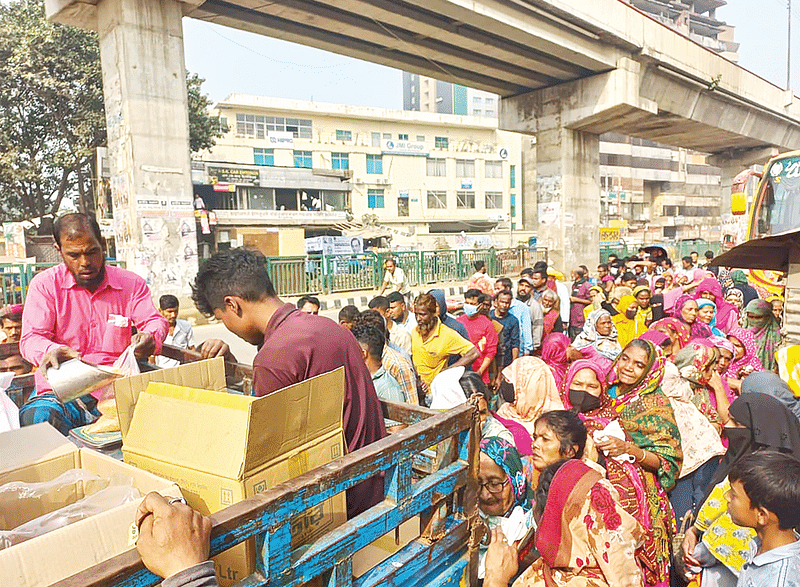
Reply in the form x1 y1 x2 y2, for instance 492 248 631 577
97 0 197 296
533 125 600 272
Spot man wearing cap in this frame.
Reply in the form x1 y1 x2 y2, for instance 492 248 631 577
516 276 543 352
18 213 168 434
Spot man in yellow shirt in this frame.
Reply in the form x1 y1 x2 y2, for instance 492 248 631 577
411 293 479 391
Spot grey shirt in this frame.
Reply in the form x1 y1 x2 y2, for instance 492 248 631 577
738 537 800 587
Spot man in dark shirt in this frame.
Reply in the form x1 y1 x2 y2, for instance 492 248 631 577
489 289 519 377
192 248 385 517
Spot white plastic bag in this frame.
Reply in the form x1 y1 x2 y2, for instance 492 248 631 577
0 371 18 432
86 344 140 434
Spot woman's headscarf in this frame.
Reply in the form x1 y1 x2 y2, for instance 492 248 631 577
708 335 735 356
725 326 764 378
613 295 639 349
724 287 744 312
562 358 609 409
730 270 748 285
497 356 563 433
673 340 717 388
540 333 571 390
673 294 713 339
572 308 622 361
695 298 723 336
651 317 691 350
704 392 800 501
696 278 737 333
480 437 535 512
742 299 782 371
608 340 666 404
741 371 800 421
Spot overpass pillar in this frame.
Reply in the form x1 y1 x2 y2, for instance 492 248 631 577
95 0 198 296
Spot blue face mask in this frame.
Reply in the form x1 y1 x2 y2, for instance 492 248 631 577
463 303 478 317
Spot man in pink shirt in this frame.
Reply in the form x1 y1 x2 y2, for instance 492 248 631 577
19 213 168 434
457 289 498 385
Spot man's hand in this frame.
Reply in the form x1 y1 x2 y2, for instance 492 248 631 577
681 526 701 573
135 492 211 579
130 333 156 360
40 345 81 373
199 339 236 362
483 526 518 587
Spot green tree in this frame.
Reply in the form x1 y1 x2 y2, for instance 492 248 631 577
0 0 225 224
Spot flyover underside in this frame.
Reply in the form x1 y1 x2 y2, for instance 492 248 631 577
186 0 623 97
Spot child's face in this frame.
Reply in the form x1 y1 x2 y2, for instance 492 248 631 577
726 479 759 528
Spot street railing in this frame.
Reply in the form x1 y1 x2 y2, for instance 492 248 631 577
0 261 125 306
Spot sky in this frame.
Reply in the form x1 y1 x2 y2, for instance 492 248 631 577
182 2 799 110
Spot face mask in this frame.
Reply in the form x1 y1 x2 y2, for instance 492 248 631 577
610 267 619 276
499 380 515 403
463 303 477 317
724 427 751 455
568 389 601 413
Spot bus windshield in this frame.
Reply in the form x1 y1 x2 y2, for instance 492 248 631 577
754 156 800 237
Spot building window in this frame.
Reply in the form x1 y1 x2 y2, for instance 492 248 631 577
383 133 391 140
398 194 409 217
456 159 475 178
398 133 409 140
371 132 381 147
416 135 425 142
236 114 312 139
426 158 446 177
473 109 482 117
473 96 482 108
510 193 516 218
485 160 503 179
485 191 503 209
293 150 313 168
510 165 516 189
485 97 496 117
435 136 449 149
368 189 385 209
427 190 447 209
457 191 475 209
254 148 274 166
331 152 349 170
336 129 352 142
366 154 383 174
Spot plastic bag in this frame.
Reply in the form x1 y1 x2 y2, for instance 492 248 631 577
0 472 140 550
0 371 18 432
86 344 140 433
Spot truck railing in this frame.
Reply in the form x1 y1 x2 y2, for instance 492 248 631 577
45 344 482 587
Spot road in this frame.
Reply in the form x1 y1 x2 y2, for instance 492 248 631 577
193 308 339 365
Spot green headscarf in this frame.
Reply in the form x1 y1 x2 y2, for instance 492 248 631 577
730 270 748 285
743 299 782 371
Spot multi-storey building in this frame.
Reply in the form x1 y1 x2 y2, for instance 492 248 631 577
193 95 529 256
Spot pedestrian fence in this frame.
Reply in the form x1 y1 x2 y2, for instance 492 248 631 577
600 242 724 264
0 248 548 305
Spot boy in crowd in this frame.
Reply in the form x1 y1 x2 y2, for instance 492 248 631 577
726 451 800 587
156 295 195 368
338 305 360 330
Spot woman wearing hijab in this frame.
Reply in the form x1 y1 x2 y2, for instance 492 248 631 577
478 437 537 580
673 294 713 339
650 317 691 359
742 299 782 371
484 458 644 587
565 342 681 587
613 295 642 349
708 335 738 406
540 333 570 391
728 270 759 306
680 393 800 587
740 371 800 420
496 356 564 437
633 284 654 326
725 326 764 383
695 278 738 334
695 298 723 336
664 341 728 523
568 308 621 367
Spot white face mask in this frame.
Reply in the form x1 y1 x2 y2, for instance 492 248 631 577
463 303 478 317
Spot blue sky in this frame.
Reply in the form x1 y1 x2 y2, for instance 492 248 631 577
182 3 797 108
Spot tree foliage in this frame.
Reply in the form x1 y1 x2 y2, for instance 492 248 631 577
0 0 226 224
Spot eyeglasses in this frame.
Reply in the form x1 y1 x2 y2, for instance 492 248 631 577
478 478 509 494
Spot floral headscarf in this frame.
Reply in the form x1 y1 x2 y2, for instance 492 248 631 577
479 437 534 511
696 298 723 336
673 340 717 388
572 308 622 360
730 270 748 285
724 287 744 311
708 335 735 356
726 326 764 378
673 294 713 339
651 317 691 349
743 299 782 371
607 340 666 404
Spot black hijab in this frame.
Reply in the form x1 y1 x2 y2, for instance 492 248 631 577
704 392 800 499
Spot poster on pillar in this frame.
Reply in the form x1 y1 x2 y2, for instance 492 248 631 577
140 218 166 242
538 202 561 226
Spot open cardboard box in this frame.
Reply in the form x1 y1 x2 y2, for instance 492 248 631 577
0 423 181 587
120 365 348 586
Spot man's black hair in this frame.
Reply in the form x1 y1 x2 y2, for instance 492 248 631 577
338 305 360 323
353 309 387 337
386 292 405 305
607 254 618 261
494 289 513 302
496 277 513 290
351 324 385 360
159 294 180 310
598 263 609 271
574 267 586 278
473 260 486 271
477 293 490 305
296 295 321 310
682 255 692 264
191 248 276 317
520 267 534 277
662 258 673 266
704 250 715 259
533 260 548 272
728 450 800 530
458 371 486 403
532 269 547 281
534 459 571 519
53 213 103 247
621 272 636 282
464 288 482 300
368 296 389 311
690 251 699 256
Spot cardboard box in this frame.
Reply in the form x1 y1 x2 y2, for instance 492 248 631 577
122 368 348 586
0 423 181 587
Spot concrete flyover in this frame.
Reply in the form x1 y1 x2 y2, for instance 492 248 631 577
46 0 800 274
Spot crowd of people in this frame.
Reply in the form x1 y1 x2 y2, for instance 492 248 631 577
6 216 800 587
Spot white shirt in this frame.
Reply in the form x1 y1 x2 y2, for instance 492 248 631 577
383 267 409 294
155 319 195 368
